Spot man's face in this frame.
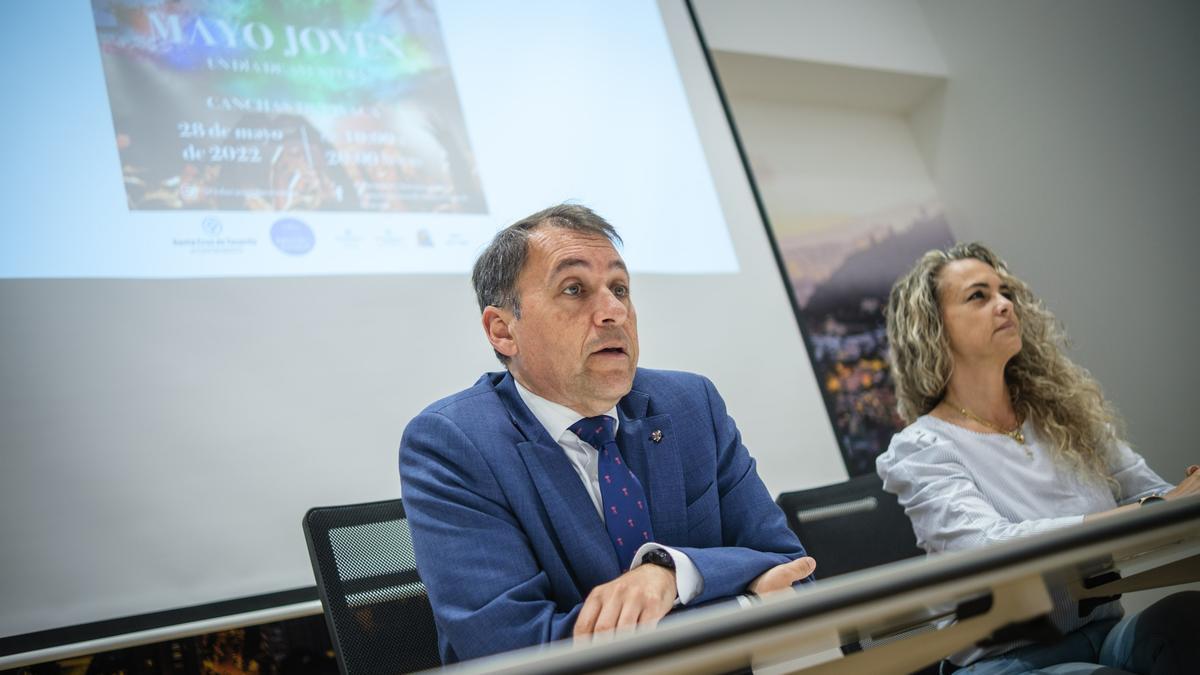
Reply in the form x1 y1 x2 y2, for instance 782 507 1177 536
490 226 639 416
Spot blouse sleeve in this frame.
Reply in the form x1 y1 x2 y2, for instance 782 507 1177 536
1106 441 1172 505
876 428 1083 553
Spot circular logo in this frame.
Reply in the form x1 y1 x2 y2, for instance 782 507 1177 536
201 216 222 237
271 218 315 255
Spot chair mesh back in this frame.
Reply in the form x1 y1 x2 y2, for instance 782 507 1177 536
303 499 441 675
776 473 924 578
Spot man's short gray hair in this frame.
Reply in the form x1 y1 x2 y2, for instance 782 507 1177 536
472 203 622 364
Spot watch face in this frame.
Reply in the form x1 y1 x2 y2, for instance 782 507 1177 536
643 549 675 569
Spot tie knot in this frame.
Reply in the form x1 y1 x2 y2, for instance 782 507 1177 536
571 415 616 449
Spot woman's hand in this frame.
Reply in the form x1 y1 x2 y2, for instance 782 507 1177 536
1165 464 1200 500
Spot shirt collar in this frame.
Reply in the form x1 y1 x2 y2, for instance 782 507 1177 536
512 376 619 443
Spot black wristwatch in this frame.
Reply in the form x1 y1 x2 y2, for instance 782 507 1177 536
641 548 676 571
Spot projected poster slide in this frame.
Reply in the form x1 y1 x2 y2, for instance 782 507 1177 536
3 1 740 279
778 202 954 476
92 0 485 214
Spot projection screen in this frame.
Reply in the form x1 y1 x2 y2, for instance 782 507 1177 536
0 0 846 659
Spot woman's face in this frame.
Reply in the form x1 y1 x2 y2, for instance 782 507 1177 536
937 258 1023 368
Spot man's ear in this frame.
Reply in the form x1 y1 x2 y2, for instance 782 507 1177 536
482 306 518 359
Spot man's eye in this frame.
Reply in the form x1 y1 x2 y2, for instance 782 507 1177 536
563 284 581 296
613 284 629 298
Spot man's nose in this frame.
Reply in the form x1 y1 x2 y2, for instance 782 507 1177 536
594 289 628 324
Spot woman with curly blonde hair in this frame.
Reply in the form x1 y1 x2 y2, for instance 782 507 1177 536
877 242 1200 674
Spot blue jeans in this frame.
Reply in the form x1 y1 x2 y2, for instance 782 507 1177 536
953 591 1198 675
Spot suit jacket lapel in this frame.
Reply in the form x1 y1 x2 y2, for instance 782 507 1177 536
494 373 620 588
618 389 687 546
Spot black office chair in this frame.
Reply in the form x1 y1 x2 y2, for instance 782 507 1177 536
777 472 924 578
778 474 938 673
303 499 441 675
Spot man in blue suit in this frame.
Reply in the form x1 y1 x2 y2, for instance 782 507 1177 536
399 204 815 663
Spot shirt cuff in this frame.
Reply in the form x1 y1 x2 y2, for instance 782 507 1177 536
631 542 702 605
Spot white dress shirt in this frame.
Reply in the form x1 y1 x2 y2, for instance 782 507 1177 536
513 378 702 604
877 415 1171 664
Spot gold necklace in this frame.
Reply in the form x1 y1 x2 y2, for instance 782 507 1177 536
949 400 1027 446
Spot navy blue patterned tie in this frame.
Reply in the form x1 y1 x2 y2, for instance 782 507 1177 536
571 416 654 570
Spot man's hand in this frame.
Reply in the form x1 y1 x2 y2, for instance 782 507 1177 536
573 564 677 637
748 556 817 597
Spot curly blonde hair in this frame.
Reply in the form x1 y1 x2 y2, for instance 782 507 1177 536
886 242 1120 477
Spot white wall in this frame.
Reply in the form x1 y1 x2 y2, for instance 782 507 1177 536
912 0 1200 480
700 0 1200 482
730 99 937 230
694 0 945 76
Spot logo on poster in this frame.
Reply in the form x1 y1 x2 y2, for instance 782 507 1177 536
271 218 315 255
172 217 255 254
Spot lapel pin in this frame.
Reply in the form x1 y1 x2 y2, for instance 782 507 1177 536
650 429 663 443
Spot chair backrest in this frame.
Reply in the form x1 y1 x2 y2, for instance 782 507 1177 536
776 473 924 578
303 499 441 675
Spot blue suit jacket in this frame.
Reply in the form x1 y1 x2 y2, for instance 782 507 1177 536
398 368 808 663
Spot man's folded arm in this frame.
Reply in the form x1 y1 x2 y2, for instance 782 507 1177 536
399 411 580 661
682 376 814 604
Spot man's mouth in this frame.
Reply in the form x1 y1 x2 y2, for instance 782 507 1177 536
592 346 627 356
